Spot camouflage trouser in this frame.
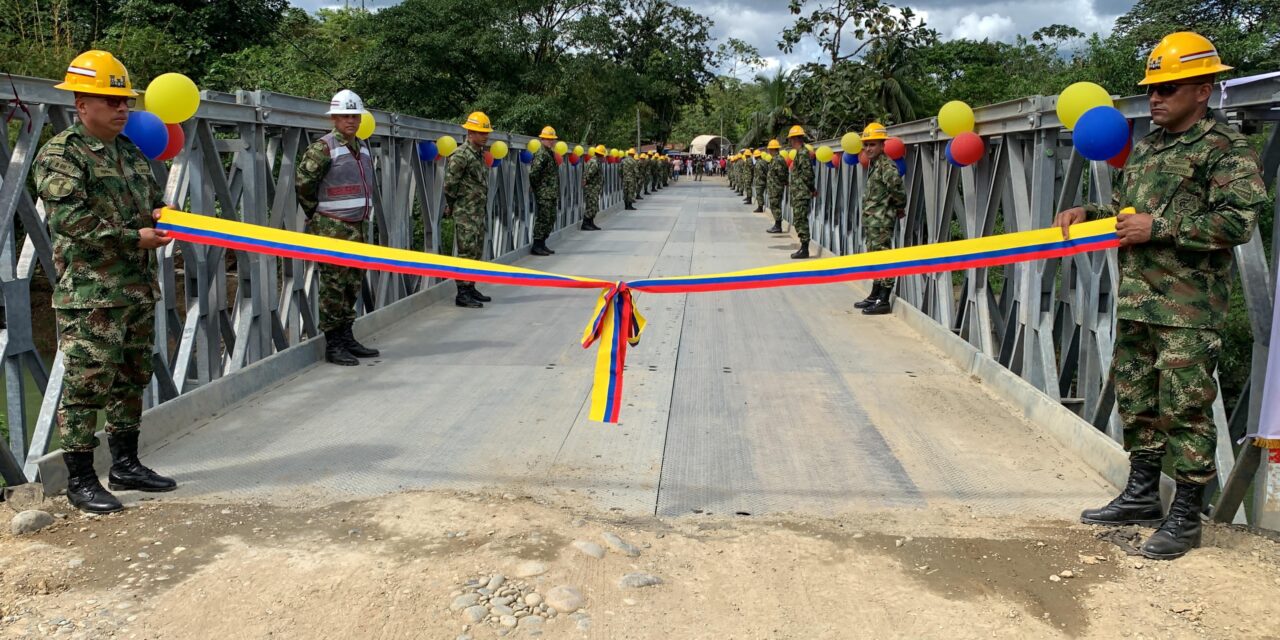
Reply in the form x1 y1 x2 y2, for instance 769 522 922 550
584 186 601 220
309 215 365 332
754 180 765 204
56 304 154 452
864 217 895 287
534 197 557 240
447 204 486 286
1113 319 1221 485
768 188 785 223
791 196 811 243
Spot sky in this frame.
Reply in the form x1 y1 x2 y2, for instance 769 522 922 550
290 0 1139 76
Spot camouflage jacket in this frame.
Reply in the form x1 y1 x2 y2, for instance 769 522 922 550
754 159 767 188
445 141 488 219
529 147 559 204
1084 113 1265 329
584 157 603 193
789 147 815 201
295 129 364 218
621 157 637 183
767 155 788 193
34 123 164 309
863 154 905 225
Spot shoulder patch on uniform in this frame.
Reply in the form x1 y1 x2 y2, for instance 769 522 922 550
43 156 83 178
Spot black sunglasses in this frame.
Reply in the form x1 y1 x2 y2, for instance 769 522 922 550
91 95 137 109
1146 82 1207 97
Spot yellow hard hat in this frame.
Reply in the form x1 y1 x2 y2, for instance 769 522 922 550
462 111 493 133
1140 32 1234 85
861 122 888 141
627 148 636 155
54 50 137 97
539 126 558 140
787 125 806 139
594 144 606 155
768 139 781 150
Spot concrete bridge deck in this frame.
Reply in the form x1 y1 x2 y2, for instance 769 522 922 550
142 178 1112 517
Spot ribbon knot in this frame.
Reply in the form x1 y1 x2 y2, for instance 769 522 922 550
581 282 646 423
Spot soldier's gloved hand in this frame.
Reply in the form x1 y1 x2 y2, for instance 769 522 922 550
139 227 173 250
1115 211 1153 247
1053 207 1086 239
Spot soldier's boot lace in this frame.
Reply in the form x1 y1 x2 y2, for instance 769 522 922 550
340 323 380 358
64 451 124 514
790 242 809 259
1080 457 1164 526
531 239 553 256
324 329 359 365
107 430 177 493
766 222 783 234
863 284 894 315
854 283 883 309
1141 482 1205 560
455 283 483 309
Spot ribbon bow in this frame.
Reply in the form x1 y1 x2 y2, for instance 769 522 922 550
581 282 646 423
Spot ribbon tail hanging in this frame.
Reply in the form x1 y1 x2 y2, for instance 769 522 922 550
582 283 645 423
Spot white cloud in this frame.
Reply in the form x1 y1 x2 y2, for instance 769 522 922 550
951 12 1016 41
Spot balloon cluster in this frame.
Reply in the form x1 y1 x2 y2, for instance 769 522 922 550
937 100 985 168
884 138 907 176
123 73 202 161
1057 82 1130 165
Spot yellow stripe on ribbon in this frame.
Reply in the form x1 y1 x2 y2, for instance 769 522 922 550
157 208 1119 424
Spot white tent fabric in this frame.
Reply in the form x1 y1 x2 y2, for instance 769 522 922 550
689 135 731 155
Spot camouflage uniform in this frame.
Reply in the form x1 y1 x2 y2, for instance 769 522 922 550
862 153 906 287
34 123 163 453
529 147 559 240
1083 113 1265 484
296 130 369 333
789 147 815 243
621 156 638 206
583 157 603 221
767 154 788 224
444 140 489 285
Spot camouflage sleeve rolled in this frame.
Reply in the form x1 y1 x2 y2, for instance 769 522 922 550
1153 142 1264 251
295 140 332 217
36 152 142 249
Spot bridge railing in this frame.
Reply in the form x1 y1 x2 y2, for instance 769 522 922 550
800 77 1280 528
0 76 621 485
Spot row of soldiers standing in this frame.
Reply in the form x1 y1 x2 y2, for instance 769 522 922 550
620 149 671 210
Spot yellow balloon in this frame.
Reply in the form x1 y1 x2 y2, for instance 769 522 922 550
554 141 568 155
490 140 509 160
526 139 540 153
762 152 773 162
938 101 975 137
587 146 597 157
1057 82 1114 130
145 72 200 124
356 111 375 140
840 132 863 154
437 135 458 157
573 145 584 156
815 145 834 163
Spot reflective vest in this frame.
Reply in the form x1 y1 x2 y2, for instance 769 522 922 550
316 132 373 222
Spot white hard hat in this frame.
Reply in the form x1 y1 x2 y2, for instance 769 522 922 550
326 89 364 115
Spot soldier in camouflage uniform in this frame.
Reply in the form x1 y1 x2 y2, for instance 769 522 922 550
296 89 381 366
529 126 561 255
752 150 768 213
1055 32 1265 560
787 127 815 259
766 141 788 234
621 149 638 210
34 50 177 514
741 152 754 205
855 123 906 315
444 111 494 308
583 145 605 229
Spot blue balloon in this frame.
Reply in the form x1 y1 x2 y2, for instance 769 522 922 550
842 151 858 165
894 158 907 176
417 141 438 162
945 140 962 167
519 150 534 164
492 158 502 168
1073 106 1130 162
122 111 168 159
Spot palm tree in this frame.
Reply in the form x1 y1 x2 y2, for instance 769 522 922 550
865 36 921 124
737 68 794 148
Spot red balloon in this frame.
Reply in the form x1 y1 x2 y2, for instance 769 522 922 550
554 152 563 166
483 150 494 167
950 131 985 166
859 152 870 168
1107 120 1135 169
785 158 794 169
156 123 185 161
568 153 579 165
832 151 842 165
884 138 906 161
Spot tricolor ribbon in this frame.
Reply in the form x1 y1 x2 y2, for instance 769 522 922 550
158 208 1121 424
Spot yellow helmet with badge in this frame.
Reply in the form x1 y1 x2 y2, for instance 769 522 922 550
54 50 137 97
787 125 806 139
539 126 558 140
1140 31 1234 85
462 111 493 132
861 122 888 141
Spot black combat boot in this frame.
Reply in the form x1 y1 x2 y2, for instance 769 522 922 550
790 242 810 259
107 430 177 492
625 202 636 210
753 204 764 213
766 222 783 234
469 285 492 302
324 329 359 365
340 322 379 358
63 451 123 514
742 196 752 204
531 239 553 256
1080 456 1164 526
854 283 884 309
583 219 601 230
1141 482 1206 560
863 285 894 315
455 283 483 308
